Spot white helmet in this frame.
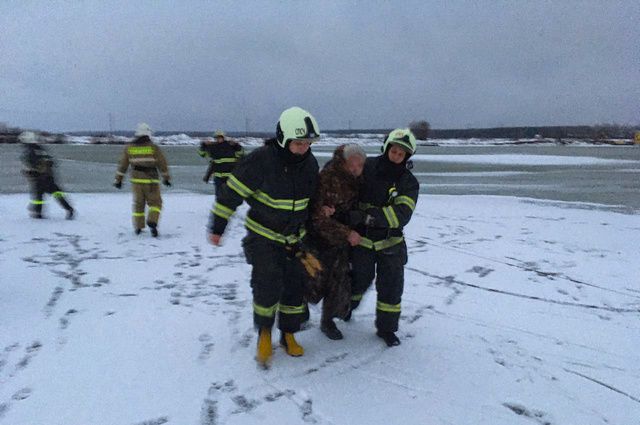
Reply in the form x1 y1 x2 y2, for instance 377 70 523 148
19 131 38 144
214 129 225 138
135 122 153 137
382 128 417 156
275 107 320 148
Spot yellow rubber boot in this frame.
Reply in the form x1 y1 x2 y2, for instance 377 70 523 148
280 332 304 357
256 327 272 366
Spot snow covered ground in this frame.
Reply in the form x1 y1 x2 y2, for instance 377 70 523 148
1 193 639 425
61 133 616 147
312 152 638 166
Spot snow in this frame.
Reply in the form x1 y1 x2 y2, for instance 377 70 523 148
1 193 639 425
407 154 637 166
313 152 637 166
59 134 626 147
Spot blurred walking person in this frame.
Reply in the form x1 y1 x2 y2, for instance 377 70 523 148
20 131 74 220
113 123 171 237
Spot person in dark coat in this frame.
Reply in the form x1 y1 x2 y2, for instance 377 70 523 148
208 107 321 367
307 144 366 340
199 130 244 198
20 131 74 220
349 129 419 347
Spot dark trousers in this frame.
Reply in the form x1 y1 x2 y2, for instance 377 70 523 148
350 241 407 332
29 176 72 216
242 233 309 333
213 177 227 199
311 246 351 323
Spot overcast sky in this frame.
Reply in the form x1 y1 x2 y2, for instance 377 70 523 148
1 1 638 132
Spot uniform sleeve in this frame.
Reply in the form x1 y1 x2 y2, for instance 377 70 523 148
234 144 244 158
115 147 129 183
310 172 352 246
367 176 419 229
198 142 207 158
203 161 215 181
208 149 264 235
154 146 171 180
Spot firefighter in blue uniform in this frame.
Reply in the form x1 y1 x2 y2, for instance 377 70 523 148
199 130 244 197
208 107 322 367
348 129 419 347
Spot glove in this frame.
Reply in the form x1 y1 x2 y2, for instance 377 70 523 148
163 179 171 187
113 181 122 189
349 210 375 227
296 250 323 279
203 176 209 183
363 210 377 226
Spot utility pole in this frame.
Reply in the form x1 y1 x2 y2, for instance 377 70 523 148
108 113 115 134
245 117 250 136
348 119 352 131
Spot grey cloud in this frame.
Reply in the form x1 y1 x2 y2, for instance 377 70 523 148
0 0 637 132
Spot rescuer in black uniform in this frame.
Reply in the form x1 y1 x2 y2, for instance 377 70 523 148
208 107 321 367
348 128 419 347
199 130 244 198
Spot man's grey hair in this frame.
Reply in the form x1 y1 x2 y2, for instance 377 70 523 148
342 143 366 161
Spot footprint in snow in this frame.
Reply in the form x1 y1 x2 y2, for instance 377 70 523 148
503 402 554 425
12 388 32 401
198 334 215 361
133 416 169 425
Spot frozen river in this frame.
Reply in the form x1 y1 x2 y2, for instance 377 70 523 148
1 143 639 210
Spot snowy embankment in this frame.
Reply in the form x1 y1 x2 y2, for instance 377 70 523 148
1 193 639 425
312 152 638 166
63 133 611 147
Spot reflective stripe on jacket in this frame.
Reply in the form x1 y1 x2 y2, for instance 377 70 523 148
357 155 419 250
200 140 244 181
115 137 170 184
209 142 318 244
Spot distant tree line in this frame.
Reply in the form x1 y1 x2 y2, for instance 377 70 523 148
1 121 638 144
329 123 639 142
425 125 638 141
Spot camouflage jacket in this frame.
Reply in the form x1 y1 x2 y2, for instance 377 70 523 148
308 145 361 249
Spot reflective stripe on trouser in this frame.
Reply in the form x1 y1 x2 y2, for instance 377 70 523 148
132 183 163 229
30 177 71 214
242 233 309 332
350 242 407 332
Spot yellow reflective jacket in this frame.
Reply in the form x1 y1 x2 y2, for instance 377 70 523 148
115 137 170 184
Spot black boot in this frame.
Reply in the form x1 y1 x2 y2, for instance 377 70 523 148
134 228 142 235
343 299 360 322
321 319 343 340
149 223 158 237
376 330 400 347
343 309 352 322
66 208 74 220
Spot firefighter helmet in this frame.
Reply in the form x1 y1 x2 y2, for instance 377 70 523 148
275 107 320 148
19 131 38 144
135 122 153 137
382 128 417 156
214 129 225 138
